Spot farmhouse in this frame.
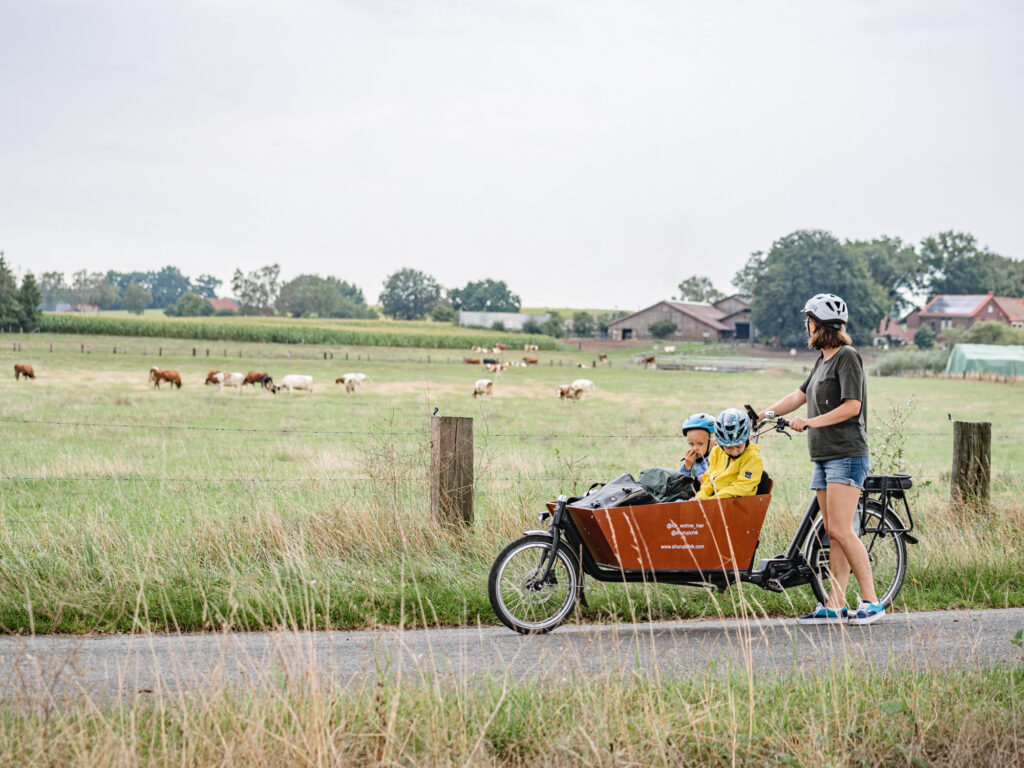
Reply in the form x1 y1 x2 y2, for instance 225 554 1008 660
907 293 1024 333
606 297 753 342
208 298 239 312
872 316 913 347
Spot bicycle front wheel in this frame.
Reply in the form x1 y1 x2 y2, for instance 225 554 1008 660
488 534 580 634
805 500 908 609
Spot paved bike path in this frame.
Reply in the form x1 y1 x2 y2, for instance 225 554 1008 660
1 608 1021 702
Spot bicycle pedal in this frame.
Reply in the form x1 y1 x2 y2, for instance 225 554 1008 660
765 578 784 593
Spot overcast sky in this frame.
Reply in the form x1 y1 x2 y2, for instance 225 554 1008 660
2 0 1022 309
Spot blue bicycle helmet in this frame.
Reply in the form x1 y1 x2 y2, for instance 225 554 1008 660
681 412 716 436
714 408 751 447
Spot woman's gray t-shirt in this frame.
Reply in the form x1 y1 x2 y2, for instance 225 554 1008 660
799 346 869 461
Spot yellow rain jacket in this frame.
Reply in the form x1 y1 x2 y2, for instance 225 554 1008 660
696 443 763 499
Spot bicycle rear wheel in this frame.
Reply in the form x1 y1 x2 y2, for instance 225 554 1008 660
805 500 908 609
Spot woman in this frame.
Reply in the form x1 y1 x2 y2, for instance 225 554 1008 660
760 293 884 625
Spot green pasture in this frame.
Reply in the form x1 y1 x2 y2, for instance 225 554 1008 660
0 333 1022 634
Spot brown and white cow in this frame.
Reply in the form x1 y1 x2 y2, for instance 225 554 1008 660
243 371 270 390
14 363 35 380
464 357 481 365
570 378 594 399
334 373 365 395
523 357 538 365
472 379 493 398
149 366 182 389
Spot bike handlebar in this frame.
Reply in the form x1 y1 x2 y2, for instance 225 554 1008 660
744 403 801 439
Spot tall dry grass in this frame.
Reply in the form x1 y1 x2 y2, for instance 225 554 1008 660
0 647 1021 767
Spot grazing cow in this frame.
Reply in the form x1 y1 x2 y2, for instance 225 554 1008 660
204 370 222 385
273 374 313 395
570 378 595 399
663 345 676 353
598 354 608 362
523 357 538 365
494 343 508 351
215 372 245 393
485 362 511 375
242 371 270 390
261 375 274 391
472 379 493 398
14 363 35 380
482 358 499 365
642 355 656 369
524 343 539 352
334 373 365 395
149 366 182 389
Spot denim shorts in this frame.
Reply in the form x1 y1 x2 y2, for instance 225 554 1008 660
810 456 871 491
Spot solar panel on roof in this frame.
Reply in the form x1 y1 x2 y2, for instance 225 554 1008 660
927 295 987 315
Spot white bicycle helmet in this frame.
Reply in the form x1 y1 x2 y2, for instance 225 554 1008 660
802 293 848 328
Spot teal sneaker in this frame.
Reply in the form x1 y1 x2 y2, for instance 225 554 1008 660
848 600 885 625
798 604 848 625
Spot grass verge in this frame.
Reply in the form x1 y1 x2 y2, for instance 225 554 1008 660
0 663 1021 766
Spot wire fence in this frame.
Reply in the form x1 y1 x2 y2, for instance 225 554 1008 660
0 417 1019 441
1 415 1018 525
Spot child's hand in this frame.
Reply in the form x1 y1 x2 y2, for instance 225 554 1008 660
683 447 698 470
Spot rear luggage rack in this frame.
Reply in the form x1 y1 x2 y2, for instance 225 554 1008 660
862 473 915 534
863 473 913 492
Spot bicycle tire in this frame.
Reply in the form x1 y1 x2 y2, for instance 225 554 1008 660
488 534 581 634
804 500 908 609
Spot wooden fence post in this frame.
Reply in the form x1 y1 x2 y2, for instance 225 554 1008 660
430 416 474 526
951 420 991 511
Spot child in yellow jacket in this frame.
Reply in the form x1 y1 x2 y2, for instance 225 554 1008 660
697 408 764 499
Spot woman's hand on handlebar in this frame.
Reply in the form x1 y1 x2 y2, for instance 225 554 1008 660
788 416 811 432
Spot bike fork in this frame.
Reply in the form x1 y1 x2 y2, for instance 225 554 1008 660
536 495 568 583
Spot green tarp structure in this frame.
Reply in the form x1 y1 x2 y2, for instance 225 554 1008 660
945 343 1024 377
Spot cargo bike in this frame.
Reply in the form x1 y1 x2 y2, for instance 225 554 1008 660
488 408 918 634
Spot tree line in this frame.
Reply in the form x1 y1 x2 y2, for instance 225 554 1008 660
680 229 1024 347
10 227 1018 342
0 254 43 331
